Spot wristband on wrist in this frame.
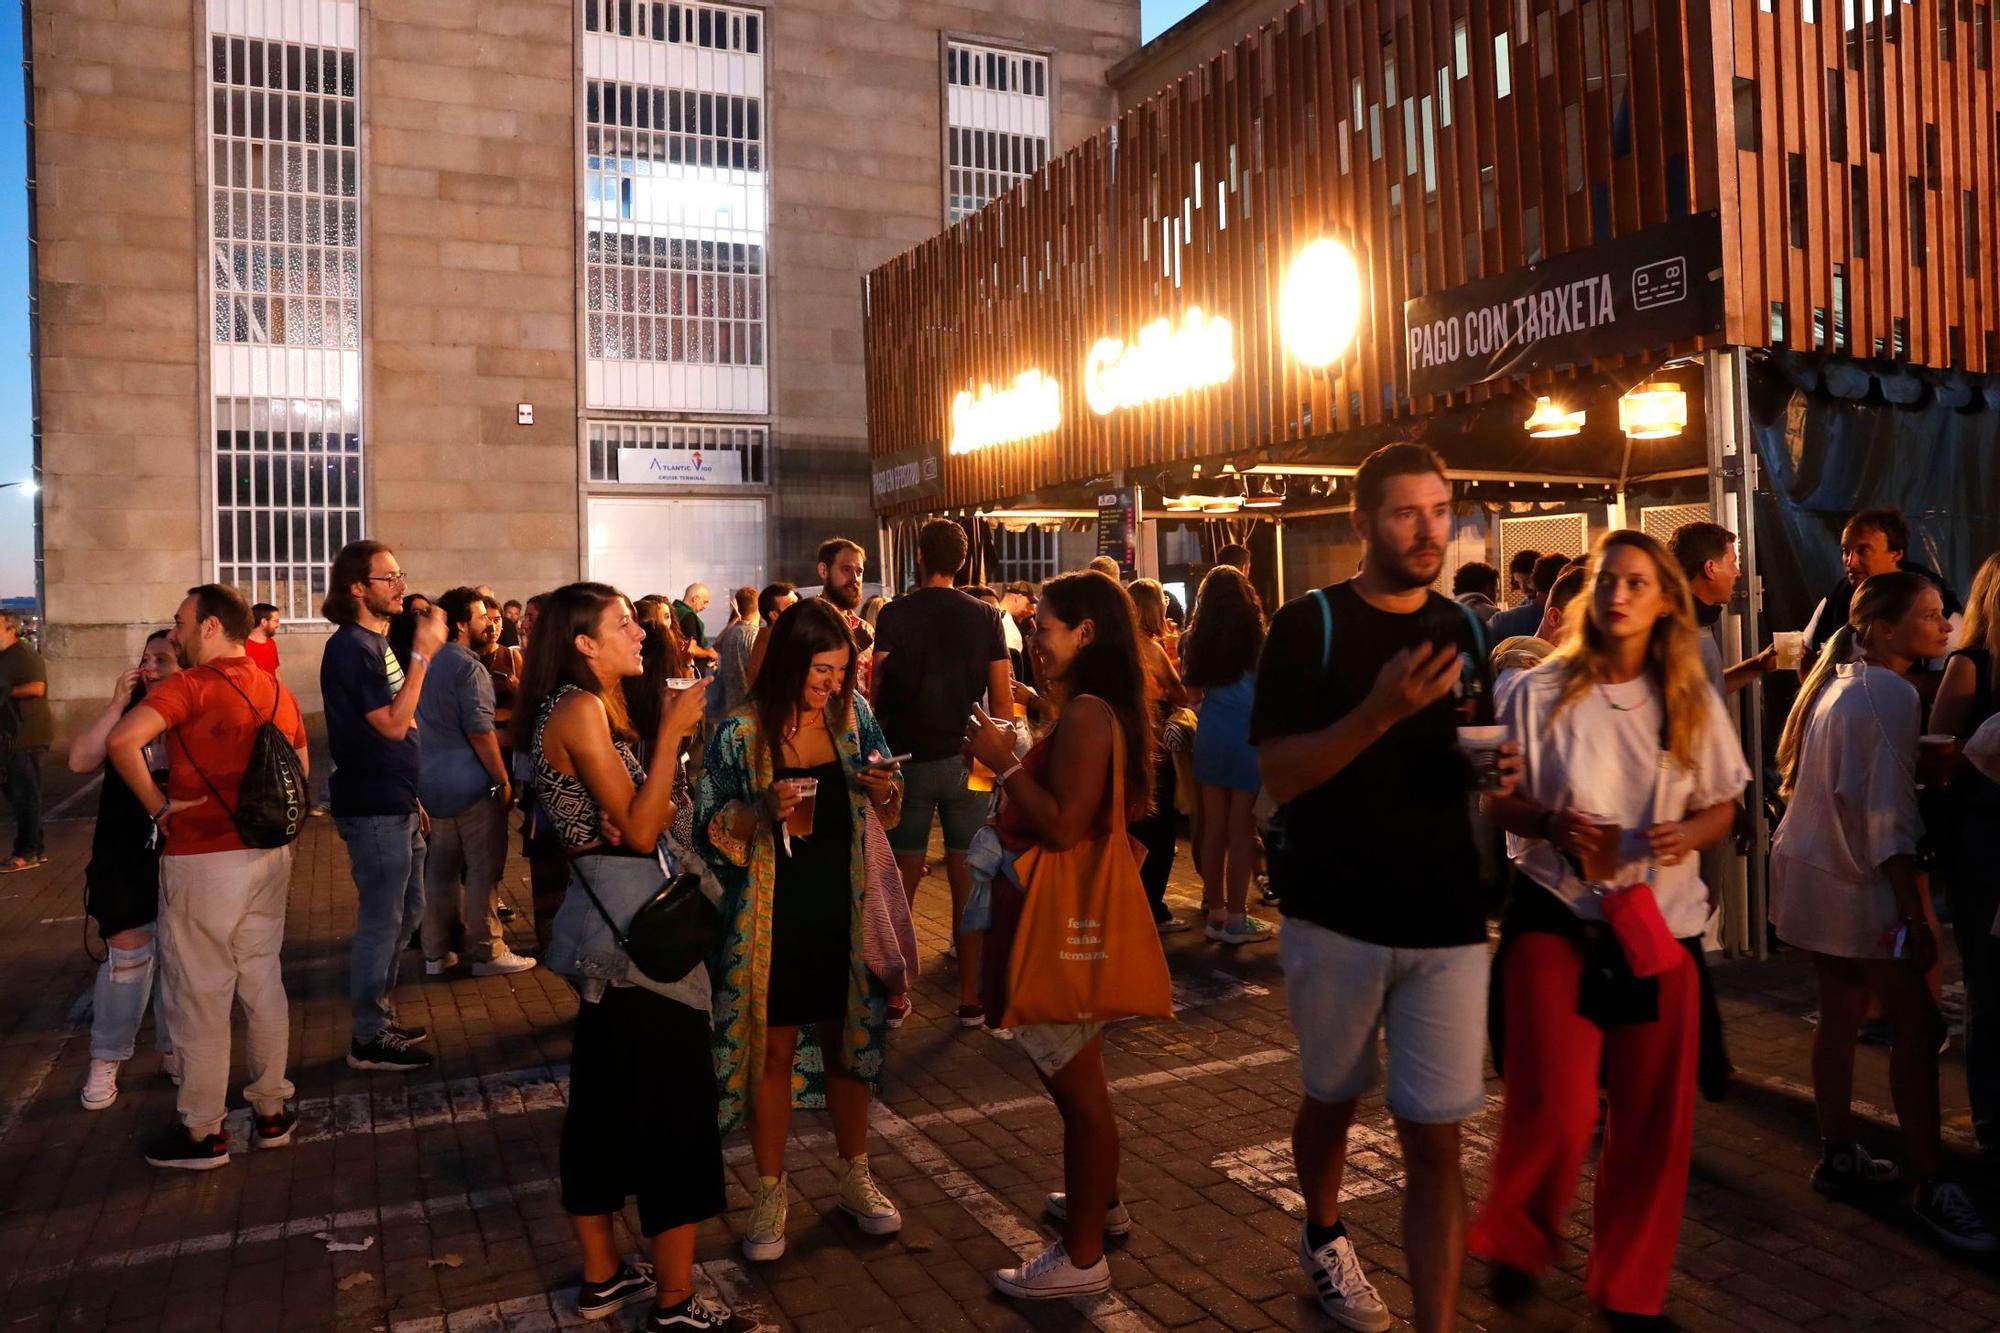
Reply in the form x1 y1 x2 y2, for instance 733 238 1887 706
996 760 1025 786
150 798 170 824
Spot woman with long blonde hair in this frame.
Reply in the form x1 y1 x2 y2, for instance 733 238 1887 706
1770 569 1996 1251
1932 553 2000 1150
1471 530 1750 1325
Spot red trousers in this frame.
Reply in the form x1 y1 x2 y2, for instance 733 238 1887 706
1468 931 1699 1315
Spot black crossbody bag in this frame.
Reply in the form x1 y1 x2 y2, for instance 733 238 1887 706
569 850 720 986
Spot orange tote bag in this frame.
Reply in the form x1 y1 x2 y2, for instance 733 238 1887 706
1001 712 1175 1028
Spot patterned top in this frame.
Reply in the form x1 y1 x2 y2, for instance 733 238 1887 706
531 685 648 852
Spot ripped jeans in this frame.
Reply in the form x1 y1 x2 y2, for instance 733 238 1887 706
91 933 174 1063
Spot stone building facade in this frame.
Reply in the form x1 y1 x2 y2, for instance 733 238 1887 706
29 0 1136 736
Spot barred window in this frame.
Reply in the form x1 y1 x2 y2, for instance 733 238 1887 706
584 0 760 52
588 420 768 485
209 36 358 349
992 527 1060 586
582 4 769 406
207 8 362 622
945 41 1050 223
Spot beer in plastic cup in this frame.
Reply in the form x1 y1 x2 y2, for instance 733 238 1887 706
967 719 1014 793
665 675 700 692
1772 631 1805 671
785 777 818 838
1456 725 1506 792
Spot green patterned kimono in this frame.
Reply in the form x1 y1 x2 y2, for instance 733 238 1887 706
696 696 901 1136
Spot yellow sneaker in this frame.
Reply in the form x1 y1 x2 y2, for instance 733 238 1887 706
838 1154 902 1235
741 1174 787 1262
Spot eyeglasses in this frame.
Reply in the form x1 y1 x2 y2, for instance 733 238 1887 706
367 572 409 587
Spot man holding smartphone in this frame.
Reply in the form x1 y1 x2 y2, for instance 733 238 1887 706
415 588 535 979
870 519 1013 1027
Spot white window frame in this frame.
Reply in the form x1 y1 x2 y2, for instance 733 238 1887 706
205 0 363 622
583 0 769 414
944 39 1051 224
587 419 769 486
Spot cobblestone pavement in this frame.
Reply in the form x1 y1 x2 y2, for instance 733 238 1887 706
4 813 2000 1332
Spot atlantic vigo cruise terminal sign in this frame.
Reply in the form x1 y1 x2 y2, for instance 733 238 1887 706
1403 212 1723 398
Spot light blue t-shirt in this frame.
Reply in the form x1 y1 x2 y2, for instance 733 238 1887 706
414 640 496 818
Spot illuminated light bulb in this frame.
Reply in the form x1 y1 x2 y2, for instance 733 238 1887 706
949 369 1062 454
1523 396 1585 438
1617 382 1688 439
1084 307 1236 416
1281 238 1365 368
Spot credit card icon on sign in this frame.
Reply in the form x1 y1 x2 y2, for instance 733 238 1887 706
1632 256 1688 311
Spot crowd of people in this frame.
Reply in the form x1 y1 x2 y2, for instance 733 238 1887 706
9 440 2000 1331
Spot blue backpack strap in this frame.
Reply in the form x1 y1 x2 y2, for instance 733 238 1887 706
1312 588 1334 675
1456 599 1487 662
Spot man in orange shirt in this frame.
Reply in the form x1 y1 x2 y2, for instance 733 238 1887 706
108 584 309 1170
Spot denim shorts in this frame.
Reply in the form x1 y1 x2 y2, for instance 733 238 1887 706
1279 915 1489 1123
887 755 992 856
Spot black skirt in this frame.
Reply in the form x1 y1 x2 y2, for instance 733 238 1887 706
560 985 724 1236
766 759 853 1029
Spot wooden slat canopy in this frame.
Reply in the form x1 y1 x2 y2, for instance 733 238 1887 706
864 0 2000 516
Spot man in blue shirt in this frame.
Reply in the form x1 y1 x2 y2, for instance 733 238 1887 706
418 588 535 981
321 540 443 1072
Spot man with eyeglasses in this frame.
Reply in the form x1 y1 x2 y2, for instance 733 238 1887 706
321 539 444 1073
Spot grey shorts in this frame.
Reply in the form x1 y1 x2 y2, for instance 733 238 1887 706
1279 916 1489 1124
887 755 992 856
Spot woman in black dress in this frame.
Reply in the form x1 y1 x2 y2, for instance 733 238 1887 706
698 599 905 1265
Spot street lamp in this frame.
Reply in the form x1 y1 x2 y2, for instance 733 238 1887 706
1 480 37 497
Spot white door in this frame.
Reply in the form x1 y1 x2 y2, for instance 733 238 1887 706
586 496 767 638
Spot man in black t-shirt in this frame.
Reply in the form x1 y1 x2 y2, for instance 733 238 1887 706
1252 442 1519 1333
871 519 1011 1026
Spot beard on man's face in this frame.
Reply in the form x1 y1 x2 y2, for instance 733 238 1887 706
1369 541 1444 593
821 577 861 612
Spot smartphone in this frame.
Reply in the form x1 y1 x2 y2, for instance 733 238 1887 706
870 752 914 769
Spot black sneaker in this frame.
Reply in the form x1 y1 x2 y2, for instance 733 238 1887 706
645 1294 760 1331
253 1107 298 1149
1914 1179 2000 1253
143 1123 230 1171
1810 1142 1900 1197
1602 1311 1678 1331
496 903 518 923
1490 1262 1537 1310
347 1030 435 1072
577 1261 655 1322
386 1022 429 1044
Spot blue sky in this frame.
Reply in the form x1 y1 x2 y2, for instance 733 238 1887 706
0 0 1210 601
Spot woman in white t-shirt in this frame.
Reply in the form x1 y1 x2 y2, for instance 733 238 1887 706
1771 569 1997 1251
1469 531 1749 1327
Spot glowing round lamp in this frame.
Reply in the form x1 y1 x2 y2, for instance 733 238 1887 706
1618 383 1688 439
1524 396 1585 438
1281 239 1365 368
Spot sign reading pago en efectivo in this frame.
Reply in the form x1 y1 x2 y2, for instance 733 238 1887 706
1402 213 1724 399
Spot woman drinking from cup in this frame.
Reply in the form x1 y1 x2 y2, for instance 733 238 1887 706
1471 531 1749 1328
521 582 749 1331
962 570 1158 1300
696 598 905 1265
1771 570 1998 1251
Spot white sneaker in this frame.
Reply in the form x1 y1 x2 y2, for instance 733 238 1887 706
81 1059 120 1111
1298 1227 1393 1332
424 952 459 976
1042 1191 1133 1236
1155 916 1192 935
471 950 537 976
991 1242 1111 1300
742 1174 788 1262
838 1155 903 1235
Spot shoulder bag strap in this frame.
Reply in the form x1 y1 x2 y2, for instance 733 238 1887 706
168 663 267 821
1312 588 1334 676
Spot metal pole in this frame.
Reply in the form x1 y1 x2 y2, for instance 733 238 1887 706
1272 517 1288 606
1706 347 1768 960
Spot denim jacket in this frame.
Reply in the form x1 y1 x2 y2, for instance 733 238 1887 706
543 831 718 1013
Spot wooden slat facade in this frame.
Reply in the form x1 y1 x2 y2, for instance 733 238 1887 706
864 0 2000 515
